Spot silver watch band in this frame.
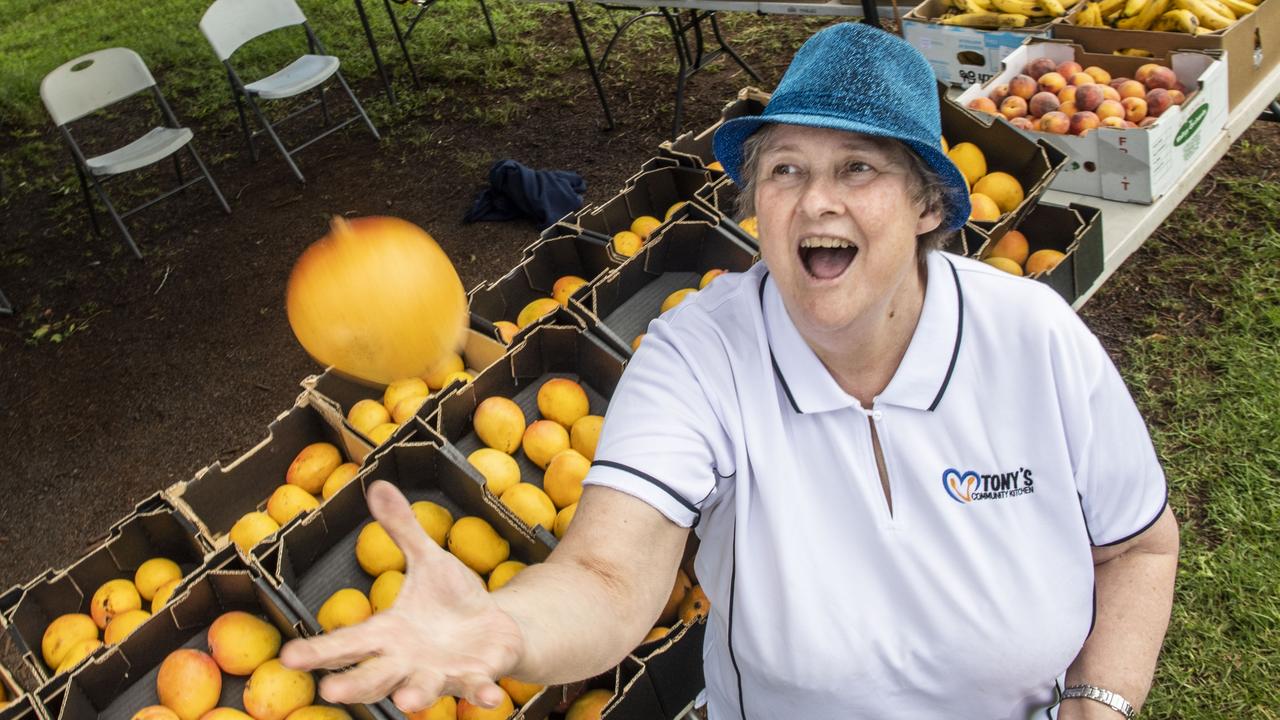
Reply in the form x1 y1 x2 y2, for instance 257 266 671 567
1060 684 1137 719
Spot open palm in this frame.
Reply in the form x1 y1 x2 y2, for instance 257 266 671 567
280 480 524 712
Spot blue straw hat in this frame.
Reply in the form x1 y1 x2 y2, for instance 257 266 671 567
713 23 970 232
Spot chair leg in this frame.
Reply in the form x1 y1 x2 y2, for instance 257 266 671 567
478 0 498 45
334 70 381 142
173 154 186 188
384 0 423 89
244 94 307 184
87 174 143 260
74 163 103 237
233 91 258 162
318 86 331 126
188 144 231 215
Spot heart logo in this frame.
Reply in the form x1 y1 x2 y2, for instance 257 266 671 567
942 468 979 504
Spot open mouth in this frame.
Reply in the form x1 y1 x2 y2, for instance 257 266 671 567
799 237 858 280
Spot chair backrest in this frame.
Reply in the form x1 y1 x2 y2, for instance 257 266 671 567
200 0 308 62
40 47 157 127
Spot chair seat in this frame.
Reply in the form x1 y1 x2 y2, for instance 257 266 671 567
245 54 340 99
85 126 193 176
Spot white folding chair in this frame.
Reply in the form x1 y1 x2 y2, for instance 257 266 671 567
200 0 381 184
40 48 231 260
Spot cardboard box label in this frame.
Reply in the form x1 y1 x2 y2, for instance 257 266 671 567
903 0 1057 86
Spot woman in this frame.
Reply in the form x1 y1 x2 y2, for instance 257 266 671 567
281 23 1178 719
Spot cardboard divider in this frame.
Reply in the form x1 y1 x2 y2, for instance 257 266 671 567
300 327 509 447
1 495 212 684
0 686 41 720
902 0 1060 87
434 325 626 501
556 657 665 720
940 88 1069 254
628 619 706 718
1052 0 1276 111
973 200 1104 303
164 395 374 555
570 206 760 358
36 571 382 720
254 438 557 720
956 39 1229 203
659 87 771 170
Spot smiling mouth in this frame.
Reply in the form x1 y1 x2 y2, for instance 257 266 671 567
799 236 858 280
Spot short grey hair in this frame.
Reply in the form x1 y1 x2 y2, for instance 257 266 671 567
734 125 955 257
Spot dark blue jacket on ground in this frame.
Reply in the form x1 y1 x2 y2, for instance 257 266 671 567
463 159 586 230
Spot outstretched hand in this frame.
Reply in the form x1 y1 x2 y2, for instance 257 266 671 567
279 480 525 711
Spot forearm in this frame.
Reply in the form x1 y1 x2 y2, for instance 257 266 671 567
1061 508 1179 718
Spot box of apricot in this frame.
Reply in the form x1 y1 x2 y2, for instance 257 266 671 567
957 38 1227 203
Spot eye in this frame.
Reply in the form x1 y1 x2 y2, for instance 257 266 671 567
844 161 874 174
770 163 800 177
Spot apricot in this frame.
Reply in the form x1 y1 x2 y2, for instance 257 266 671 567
1121 97 1148 123
1084 66 1112 85
1028 92 1060 118
1000 96 1028 120
494 321 519 345
972 172 1025 214
658 569 693 625
570 414 603 461
643 627 669 644
286 443 341 495
969 193 1002 221
537 378 590 428
1026 57 1058 79
284 708 351 720
983 257 1023 276
679 585 710 623
347 400 390 438
699 268 727 288
447 517 510 575
157 649 222 720
135 558 183 602
661 288 696 312
564 690 611 720
522 420 570 469
968 97 998 115
611 231 643 258
1117 80 1146 100
544 449 590 509
1096 100 1125 121
134 707 181 720
1069 111 1101 136
56 639 102 674
473 396 526 454
1038 111 1070 135
208 611 282 676
516 298 559 329
487 560 527 592
407 698 456 720
316 589 372 633
501 483 557 530
104 609 150 645
1009 74 1037 100
1026 249 1067 275
243 660 315 720
356 521 405 576
554 503 577 540
321 463 359 500
1038 71 1067 94
266 485 319 527
422 353 464 391
383 378 429 415
200 710 254 720
369 571 404 613
552 275 587 308
1146 89 1173 117
230 512 280 553
153 579 182 613
42 613 98 669
498 677 543 707
457 691 514 720
986 230 1030 266
1057 61 1083 79
91 579 142 629
1145 66 1178 91
468 447 521 495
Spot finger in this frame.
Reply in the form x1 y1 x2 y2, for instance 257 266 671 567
317 655 407 706
280 624 384 671
457 674 507 709
366 480 440 567
390 675 446 714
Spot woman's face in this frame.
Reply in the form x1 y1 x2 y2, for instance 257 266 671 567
753 125 942 339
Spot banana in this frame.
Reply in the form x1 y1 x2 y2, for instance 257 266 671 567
1200 0 1236 18
967 0 998 11
1074 2 1105 24
1218 0 1256 14
1152 7 1201 29
1042 0 1068 15
954 0 998 14
1122 0 1149 17
1114 48 1155 56
1116 0 1170 28
940 11 1030 25
1194 24 1214 32
1097 0 1127 19
990 0 1057 16
1175 0 1234 28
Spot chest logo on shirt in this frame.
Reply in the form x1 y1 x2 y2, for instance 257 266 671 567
943 467 1035 504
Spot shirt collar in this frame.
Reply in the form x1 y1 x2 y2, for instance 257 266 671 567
760 251 965 414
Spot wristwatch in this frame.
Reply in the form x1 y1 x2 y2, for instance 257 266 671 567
1060 684 1137 719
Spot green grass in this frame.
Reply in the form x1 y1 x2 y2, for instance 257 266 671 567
1104 175 1280 717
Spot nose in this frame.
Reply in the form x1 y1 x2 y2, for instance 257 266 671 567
797 172 845 219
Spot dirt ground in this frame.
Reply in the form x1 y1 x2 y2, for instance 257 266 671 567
0 8 1276 688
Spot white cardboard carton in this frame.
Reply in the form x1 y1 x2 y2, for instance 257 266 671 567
902 0 1057 87
957 39 1228 203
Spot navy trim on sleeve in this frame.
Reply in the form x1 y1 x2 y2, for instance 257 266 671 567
591 460 702 519
1096 493 1169 548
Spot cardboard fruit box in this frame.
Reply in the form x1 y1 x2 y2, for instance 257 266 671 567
299 325 509 448
254 438 557 720
434 325 625 508
35 570 380 720
569 203 759 358
903 0 1061 87
957 39 1229 203
1 495 210 684
658 87 770 171
552 657 666 720
165 395 373 556
941 86 1069 253
970 200 1104 303
690 176 758 250
0 660 38 720
1053 0 1277 111
628 619 706 719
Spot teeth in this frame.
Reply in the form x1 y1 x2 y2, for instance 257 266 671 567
800 236 853 249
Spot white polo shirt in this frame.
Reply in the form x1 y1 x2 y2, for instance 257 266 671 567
585 250 1167 720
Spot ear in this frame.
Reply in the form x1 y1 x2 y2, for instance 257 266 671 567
915 202 944 236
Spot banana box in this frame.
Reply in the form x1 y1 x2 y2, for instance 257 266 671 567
957 39 1228 202
1054 0 1277 111
0 495 209 685
904 0 1061 86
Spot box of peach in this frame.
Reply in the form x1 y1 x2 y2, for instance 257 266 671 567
956 38 1228 203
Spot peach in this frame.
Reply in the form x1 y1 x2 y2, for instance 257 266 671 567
1135 63 1161 85
1069 111 1100 136
969 97 999 115
1057 61 1084 79
989 84 1010 106
1084 66 1112 85
1145 66 1178 91
1038 111 1070 134
1070 72 1095 87
157 649 222 720
1146 88 1173 117
1010 116 1035 131
1139 116 1160 128
1028 91 1060 118
1026 57 1059 79
1057 85 1078 104
1117 80 1146 100
1058 101 1078 116
1009 74 1038 100
1123 121 1139 129
1000 96 1029 119
1038 72 1067 94
1101 85 1121 103
1109 77 1131 89
1075 84 1106 113
1167 89 1186 105
1101 116 1126 129
1121 97 1148 123
1095 99 1125 121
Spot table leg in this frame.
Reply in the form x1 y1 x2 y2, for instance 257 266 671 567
568 2 615 131
861 0 882 26
355 0 397 103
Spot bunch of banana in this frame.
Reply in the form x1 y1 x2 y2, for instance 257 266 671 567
1070 0 1254 30
937 0 1082 26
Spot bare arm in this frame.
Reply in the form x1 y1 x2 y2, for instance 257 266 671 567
1059 506 1179 719
280 481 688 711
